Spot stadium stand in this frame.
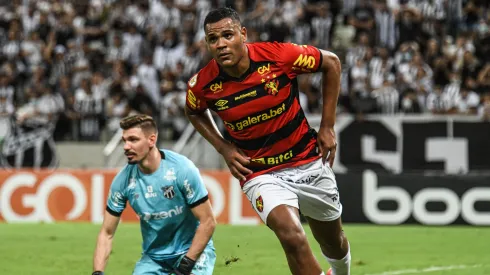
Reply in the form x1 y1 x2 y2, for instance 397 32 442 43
0 0 488 147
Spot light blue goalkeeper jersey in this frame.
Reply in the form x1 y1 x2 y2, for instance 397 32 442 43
106 149 213 261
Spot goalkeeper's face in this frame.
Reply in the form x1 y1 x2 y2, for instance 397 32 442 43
122 127 156 164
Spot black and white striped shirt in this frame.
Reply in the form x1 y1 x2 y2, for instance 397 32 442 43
290 22 313 46
369 57 395 89
74 89 104 138
372 86 400 114
375 9 396 50
311 15 333 49
443 82 461 106
346 46 367 68
426 91 453 112
418 0 446 36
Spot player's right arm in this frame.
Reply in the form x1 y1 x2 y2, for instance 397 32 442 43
92 210 121 274
92 169 129 274
184 76 252 181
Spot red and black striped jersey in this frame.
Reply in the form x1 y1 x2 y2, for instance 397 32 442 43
186 42 323 185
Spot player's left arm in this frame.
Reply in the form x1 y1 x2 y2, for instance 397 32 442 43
175 161 216 275
187 200 216 259
317 49 341 167
275 43 341 167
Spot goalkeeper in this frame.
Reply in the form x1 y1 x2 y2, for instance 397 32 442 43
92 114 216 275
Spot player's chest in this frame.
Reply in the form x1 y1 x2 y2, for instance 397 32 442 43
205 64 293 121
126 175 184 214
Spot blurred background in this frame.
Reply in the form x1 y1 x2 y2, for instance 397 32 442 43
0 0 489 250
0 0 489 274
0 0 488 170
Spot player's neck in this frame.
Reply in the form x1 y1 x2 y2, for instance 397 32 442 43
222 46 250 78
138 148 161 174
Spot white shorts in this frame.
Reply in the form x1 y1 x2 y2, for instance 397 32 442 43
243 158 342 224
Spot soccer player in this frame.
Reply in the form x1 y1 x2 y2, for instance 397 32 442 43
185 7 351 275
92 115 216 275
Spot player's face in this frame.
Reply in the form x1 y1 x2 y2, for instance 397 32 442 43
205 18 247 68
122 127 155 164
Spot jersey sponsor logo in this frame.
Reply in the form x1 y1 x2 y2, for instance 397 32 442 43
293 54 315 69
224 103 286 131
188 74 197 88
264 79 279 96
145 185 157 198
257 63 271 75
215 99 228 111
140 205 184 221
187 90 197 109
183 180 194 199
162 185 175 199
251 150 293 165
210 81 223 93
255 194 264 212
234 90 257 101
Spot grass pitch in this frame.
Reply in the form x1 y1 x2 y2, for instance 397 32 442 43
0 223 488 275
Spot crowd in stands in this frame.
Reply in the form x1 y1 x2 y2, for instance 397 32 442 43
0 0 488 143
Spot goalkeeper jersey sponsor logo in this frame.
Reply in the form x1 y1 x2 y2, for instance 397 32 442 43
140 206 184 221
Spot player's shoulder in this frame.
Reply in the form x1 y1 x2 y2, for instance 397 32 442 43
247 41 283 61
187 60 220 92
161 149 197 170
248 42 317 62
112 164 135 188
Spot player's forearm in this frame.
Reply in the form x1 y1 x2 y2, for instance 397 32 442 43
185 108 229 154
185 216 216 260
320 51 341 128
93 232 114 271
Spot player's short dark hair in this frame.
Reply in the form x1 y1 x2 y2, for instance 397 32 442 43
120 114 157 135
203 7 241 32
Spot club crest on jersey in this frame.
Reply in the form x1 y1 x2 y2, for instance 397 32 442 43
265 79 279 96
256 195 264 212
162 185 176 199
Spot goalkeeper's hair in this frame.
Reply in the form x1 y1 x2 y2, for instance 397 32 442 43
120 114 157 135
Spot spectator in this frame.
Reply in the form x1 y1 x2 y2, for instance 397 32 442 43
426 85 455 114
0 0 487 143
479 93 490 121
455 85 480 115
74 78 104 141
372 76 399 114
